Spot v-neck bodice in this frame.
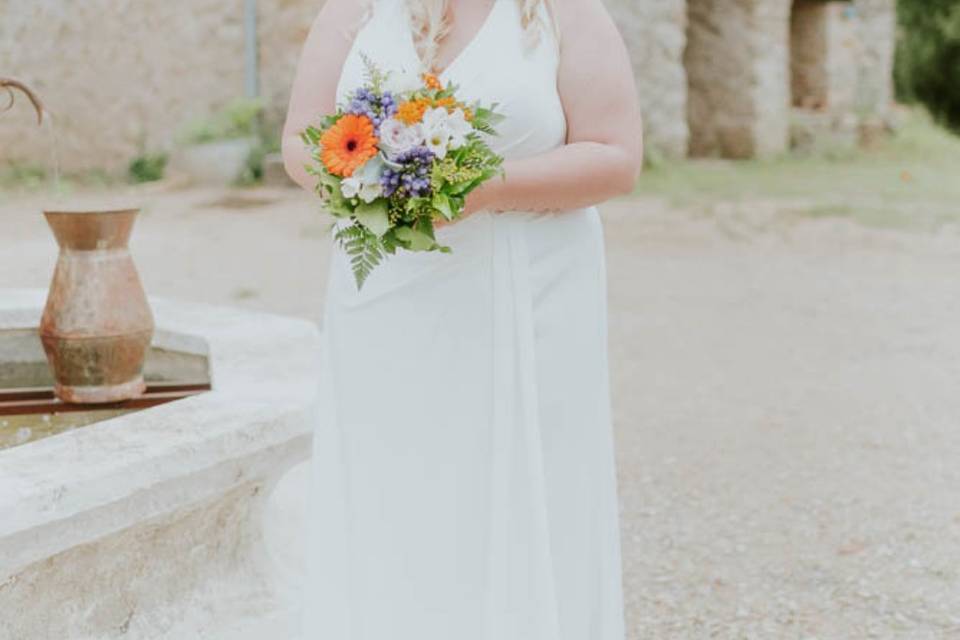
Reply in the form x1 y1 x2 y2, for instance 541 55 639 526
403 0 503 79
334 0 566 161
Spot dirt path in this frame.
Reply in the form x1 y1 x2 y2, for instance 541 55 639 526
4 185 960 638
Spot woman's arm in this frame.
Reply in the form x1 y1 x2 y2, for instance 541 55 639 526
466 0 643 215
282 0 368 191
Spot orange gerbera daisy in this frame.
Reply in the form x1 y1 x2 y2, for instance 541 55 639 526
320 114 378 177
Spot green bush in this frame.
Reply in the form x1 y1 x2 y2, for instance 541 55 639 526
128 152 168 183
179 98 265 145
895 0 960 131
237 134 281 186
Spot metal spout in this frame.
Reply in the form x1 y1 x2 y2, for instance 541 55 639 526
0 77 45 125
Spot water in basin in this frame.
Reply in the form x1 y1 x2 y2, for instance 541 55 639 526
0 328 210 451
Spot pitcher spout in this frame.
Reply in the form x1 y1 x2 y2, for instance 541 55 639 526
0 77 45 125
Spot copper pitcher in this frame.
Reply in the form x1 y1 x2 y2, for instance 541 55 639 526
40 208 154 404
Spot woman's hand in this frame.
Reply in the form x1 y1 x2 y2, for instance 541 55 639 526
434 178 497 229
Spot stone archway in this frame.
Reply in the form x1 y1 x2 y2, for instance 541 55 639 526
790 0 831 110
789 0 859 112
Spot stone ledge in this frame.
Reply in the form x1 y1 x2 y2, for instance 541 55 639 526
0 289 320 639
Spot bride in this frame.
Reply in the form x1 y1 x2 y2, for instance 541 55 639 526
282 0 642 638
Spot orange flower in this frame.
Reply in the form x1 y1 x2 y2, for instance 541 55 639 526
434 96 456 110
320 114 378 177
397 96 476 125
422 73 443 91
397 99 431 125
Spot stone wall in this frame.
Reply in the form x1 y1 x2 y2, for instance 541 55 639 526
258 0 319 134
686 0 894 159
606 0 690 159
791 0 831 109
686 0 792 159
0 0 894 172
852 0 896 114
0 0 690 173
0 0 248 174
791 1 885 114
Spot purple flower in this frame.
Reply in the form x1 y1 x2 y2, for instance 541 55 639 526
381 146 435 198
347 88 398 132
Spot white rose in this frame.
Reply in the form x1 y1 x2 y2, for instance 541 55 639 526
379 118 423 159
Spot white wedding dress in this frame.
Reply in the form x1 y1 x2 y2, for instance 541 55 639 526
300 1 625 638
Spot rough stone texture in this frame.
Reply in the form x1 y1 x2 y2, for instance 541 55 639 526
852 0 896 115
752 1 794 158
686 0 894 159
258 0 319 133
686 0 792 159
0 0 248 174
791 0 832 109
0 0 895 169
605 0 690 159
792 1 878 114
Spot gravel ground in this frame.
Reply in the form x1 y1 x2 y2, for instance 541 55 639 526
3 184 960 639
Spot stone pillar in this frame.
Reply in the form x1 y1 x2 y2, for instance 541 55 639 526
852 0 896 115
605 0 690 159
686 0 792 159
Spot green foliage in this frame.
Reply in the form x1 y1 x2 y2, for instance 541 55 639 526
360 52 387 94
180 98 265 145
128 152 168 184
237 134 280 186
895 0 960 131
0 163 47 189
334 223 385 290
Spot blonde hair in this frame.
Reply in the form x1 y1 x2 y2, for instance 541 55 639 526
405 0 556 70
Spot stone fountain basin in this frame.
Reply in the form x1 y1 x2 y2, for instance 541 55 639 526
0 289 320 639
1 323 211 450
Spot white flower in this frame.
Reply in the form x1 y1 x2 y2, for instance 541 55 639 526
421 107 453 159
340 155 384 203
379 118 423 159
446 108 474 149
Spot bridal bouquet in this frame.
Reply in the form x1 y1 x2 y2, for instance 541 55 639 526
302 59 505 289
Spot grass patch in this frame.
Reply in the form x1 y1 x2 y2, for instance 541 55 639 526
638 109 960 222
0 164 48 191
0 163 118 194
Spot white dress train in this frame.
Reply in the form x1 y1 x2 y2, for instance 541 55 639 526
301 1 625 638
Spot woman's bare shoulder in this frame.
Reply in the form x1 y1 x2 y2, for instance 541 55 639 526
550 0 618 40
309 0 370 38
